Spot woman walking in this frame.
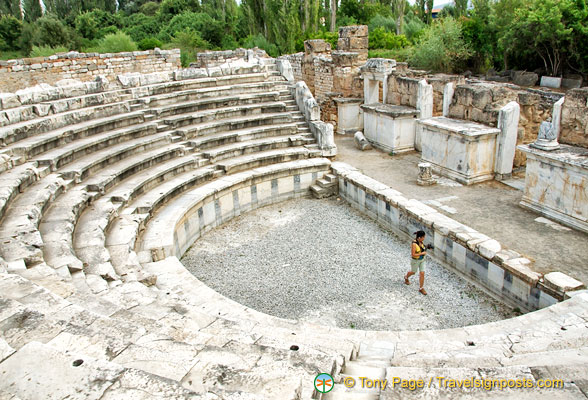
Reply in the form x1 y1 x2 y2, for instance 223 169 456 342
404 230 428 295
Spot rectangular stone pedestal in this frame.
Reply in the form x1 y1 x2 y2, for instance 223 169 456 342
418 117 500 185
518 144 588 233
334 98 363 135
360 103 419 154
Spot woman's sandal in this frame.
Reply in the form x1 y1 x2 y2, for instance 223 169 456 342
419 288 428 295
404 275 410 285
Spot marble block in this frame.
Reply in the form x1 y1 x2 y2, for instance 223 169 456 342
334 98 363 135
518 144 588 233
418 117 500 185
361 103 419 154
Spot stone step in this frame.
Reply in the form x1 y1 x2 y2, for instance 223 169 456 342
104 152 203 206
83 143 187 195
8 110 146 161
0 101 132 146
0 174 68 266
74 198 122 283
202 134 309 162
189 122 299 150
325 173 338 183
163 100 287 130
31 121 158 171
40 187 94 275
217 147 313 174
129 165 217 215
310 184 337 199
144 72 283 97
46 89 133 115
58 132 172 182
176 112 293 140
317 177 337 189
150 91 281 118
0 341 204 399
0 162 49 220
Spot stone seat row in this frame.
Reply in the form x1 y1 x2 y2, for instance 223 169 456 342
0 272 336 399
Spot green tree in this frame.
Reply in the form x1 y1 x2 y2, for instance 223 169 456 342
369 26 409 49
0 15 22 50
123 13 159 42
75 11 99 40
455 0 468 17
0 0 22 19
501 0 572 75
33 15 71 48
23 0 42 22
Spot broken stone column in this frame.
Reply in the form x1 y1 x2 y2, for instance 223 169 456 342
276 59 294 82
531 97 564 151
417 162 436 186
310 121 337 156
354 131 372 150
494 101 520 179
442 82 455 117
415 79 433 151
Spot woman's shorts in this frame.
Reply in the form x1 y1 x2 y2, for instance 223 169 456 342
411 258 426 273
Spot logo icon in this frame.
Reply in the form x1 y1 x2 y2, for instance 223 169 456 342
314 373 334 393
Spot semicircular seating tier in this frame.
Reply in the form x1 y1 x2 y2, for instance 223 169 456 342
0 56 587 399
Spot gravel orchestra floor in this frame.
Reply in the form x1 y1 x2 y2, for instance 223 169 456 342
182 197 516 331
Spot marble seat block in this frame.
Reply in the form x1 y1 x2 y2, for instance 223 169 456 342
334 98 363 135
518 144 588 233
417 117 500 185
360 103 419 154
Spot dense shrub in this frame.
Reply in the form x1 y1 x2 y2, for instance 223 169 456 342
92 31 137 53
138 37 163 50
242 34 278 58
408 17 471 72
122 13 159 43
30 45 69 57
369 27 408 50
368 14 396 33
33 15 72 49
0 15 22 51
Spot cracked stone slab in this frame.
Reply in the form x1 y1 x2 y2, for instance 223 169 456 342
0 341 125 400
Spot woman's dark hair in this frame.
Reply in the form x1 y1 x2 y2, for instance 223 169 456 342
414 230 426 239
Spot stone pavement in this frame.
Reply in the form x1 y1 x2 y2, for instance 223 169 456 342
334 135 588 286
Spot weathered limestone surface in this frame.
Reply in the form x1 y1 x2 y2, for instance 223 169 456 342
560 88 588 148
418 117 500 184
519 144 588 233
334 97 363 135
494 101 520 179
0 50 181 93
361 103 418 154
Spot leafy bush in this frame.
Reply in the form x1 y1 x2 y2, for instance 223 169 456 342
369 27 409 50
75 12 99 40
368 47 412 62
30 45 69 57
138 37 163 50
408 18 472 73
158 12 223 46
93 31 137 53
0 15 23 51
168 30 209 67
140 1 160 16
33 15 71 49
123 13 159 43
403 15 426 43
368 14 396 33
242 34 278 57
